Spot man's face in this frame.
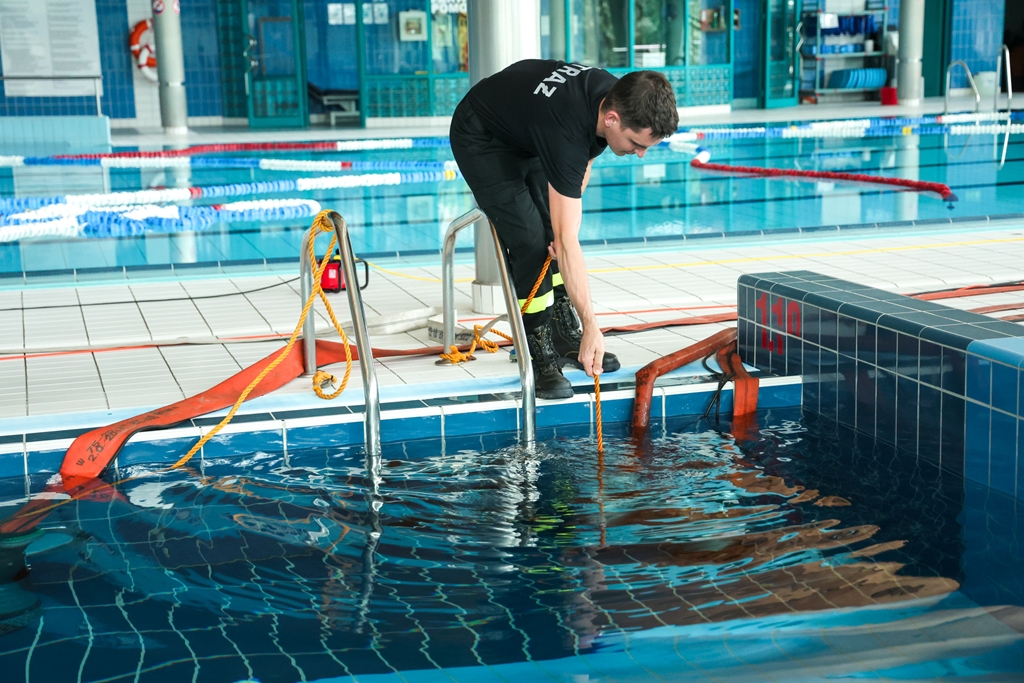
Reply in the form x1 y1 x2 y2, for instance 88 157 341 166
602 111 662 158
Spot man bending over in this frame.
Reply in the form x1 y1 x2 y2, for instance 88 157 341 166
450 60 678 398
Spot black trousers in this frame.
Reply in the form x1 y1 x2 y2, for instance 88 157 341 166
450 99 560 330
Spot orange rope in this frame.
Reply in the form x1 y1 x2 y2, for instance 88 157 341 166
595 375 603 454
440 254 552 364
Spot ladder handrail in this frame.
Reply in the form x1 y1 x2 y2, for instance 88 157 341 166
441 209 536 444
944 60 981 115
298 212 382 465
996 44 1014 117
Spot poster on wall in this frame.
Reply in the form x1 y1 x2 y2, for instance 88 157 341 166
0 0 103 97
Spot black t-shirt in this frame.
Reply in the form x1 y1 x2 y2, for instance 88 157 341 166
466 59 618 199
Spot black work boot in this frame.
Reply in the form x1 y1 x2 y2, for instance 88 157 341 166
551 296 621 373
525 323 574 399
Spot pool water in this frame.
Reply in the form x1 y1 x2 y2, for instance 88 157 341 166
0 409 1021 682
1 129 1023 279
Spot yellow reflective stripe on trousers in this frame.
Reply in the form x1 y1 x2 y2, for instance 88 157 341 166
551 272 564 288
519 290 553 314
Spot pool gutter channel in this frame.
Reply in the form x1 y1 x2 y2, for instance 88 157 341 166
0 375 802 476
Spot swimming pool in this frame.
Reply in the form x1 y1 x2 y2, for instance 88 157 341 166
1 119 1023 283
0 409 1021 682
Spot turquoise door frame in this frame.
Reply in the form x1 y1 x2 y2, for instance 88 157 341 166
762 0 801 108
241 0 309 128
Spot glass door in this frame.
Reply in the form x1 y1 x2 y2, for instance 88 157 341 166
242 0 308 128
763 0 799 108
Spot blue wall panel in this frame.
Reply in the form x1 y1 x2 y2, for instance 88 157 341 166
949 0 1004 88
732 0 760 100
304 0 359 91
182 0 225 117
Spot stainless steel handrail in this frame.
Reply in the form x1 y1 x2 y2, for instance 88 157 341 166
298 212 382 466
0 75 103 115
944 60 980 114
440 209 536 444
995 44 1014 117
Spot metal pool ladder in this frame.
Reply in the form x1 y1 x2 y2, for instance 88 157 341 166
440 208 537 444
996 44 1015 168
944 60 981 115
298 211 382 465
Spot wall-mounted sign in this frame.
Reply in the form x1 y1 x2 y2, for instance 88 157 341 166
398 10 427 41
327 3 356 25
0 0 102 97
430 0 466 13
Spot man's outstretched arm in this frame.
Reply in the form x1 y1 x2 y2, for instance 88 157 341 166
548 181 604 377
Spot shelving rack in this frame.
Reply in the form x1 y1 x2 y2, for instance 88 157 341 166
798 3 889 102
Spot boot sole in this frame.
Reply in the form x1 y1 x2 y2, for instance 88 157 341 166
536 387 575 400
557 356 622 374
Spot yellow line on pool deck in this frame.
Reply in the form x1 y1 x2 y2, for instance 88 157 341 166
587 236 1024 275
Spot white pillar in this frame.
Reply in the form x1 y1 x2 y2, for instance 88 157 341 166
467 0 541 314
152 0 189 134
897 0 925 105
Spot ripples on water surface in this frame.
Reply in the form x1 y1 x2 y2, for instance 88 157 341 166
0 409 1021 682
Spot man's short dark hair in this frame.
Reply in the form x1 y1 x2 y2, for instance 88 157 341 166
601 70 678 139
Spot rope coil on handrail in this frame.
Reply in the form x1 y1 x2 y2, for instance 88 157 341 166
170 210 354 469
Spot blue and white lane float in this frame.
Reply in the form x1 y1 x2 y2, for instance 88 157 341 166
0 199 323 242
0 156 462 172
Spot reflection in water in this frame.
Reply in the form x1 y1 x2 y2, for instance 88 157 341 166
0 414 1020 681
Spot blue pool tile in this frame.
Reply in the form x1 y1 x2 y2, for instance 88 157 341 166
918 340 942 388
967 336 1024 368
837 302 883 325
803 344 821 413
769 332 787 376
819 349 839 420
1020 419 1024 496
664 390 717 417
896 334 919 379
785 337 803 376
836 349 856 427
876 325 897 374
599 396 633 424
381 415 442 442
856 322 876 365
896 376 919 455
989 409 1018 498
802 305 820 346
921 325 976 351
26 448 64 473
738 318 753 364
754 325 772 370
855 362 876 436
818 310 837 350
965 401 991 486
875 369 897 445
837 315 856 357
991 362 1019 416
286 421 364 449
119 437 198 466
443 407 517 436
0 450 25 479
918 383 942 465
537 400 591 428
941 392 966 475
966 355 992 404
941 346 967 396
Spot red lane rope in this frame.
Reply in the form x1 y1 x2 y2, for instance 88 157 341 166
690 159 958 203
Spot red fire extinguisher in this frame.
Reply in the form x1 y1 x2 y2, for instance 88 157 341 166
319 250 370 293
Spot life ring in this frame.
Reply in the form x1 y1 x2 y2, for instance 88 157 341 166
129 19 158 82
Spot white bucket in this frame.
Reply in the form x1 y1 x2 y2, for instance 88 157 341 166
975 71 998 99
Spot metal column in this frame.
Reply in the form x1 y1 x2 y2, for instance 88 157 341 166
151 0 189 134
466 0 541 314
897 0 925 105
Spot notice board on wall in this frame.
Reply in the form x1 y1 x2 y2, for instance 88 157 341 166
0 0 103 97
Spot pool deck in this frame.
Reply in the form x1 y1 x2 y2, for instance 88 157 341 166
1 220 1023 437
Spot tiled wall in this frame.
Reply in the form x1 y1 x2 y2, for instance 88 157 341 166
732 0 760 101
948 0 1004 89
737 270 1024 501
182 0 225 118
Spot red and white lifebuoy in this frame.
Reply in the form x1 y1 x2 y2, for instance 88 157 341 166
129 19 158 82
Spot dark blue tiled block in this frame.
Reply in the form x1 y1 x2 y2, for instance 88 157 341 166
991 362 1019 416
990 409 1018 498
941 393 966 475
836 349 856 427
855 362 876 436
0 451 24 478
896 334 919 379
876 325 897 374
918 383 943 465
856 322 876 365
803 344 821 414
802 305 820 346
837 302 883 325
921 325 976 351
754 325 771 370
819 349 839 420
803 291 844 314
965 401 991 486
918 340 942 388
1020 419 1024 496
819 310 837 350
287 421 363 449
537 400 591 428
443 408 517 436
600 397 633 423
941 346 967 396
974 321 1024 337
896 376 919 455
837 315 857 357
875 369 897 445
786 337 803 376
26 448 64 473
738 284 753 320
738 319 754 365
769 334 788 376
878 313 926 337
966 355 993 404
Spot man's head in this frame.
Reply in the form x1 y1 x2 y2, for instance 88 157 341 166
599 70 678 158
